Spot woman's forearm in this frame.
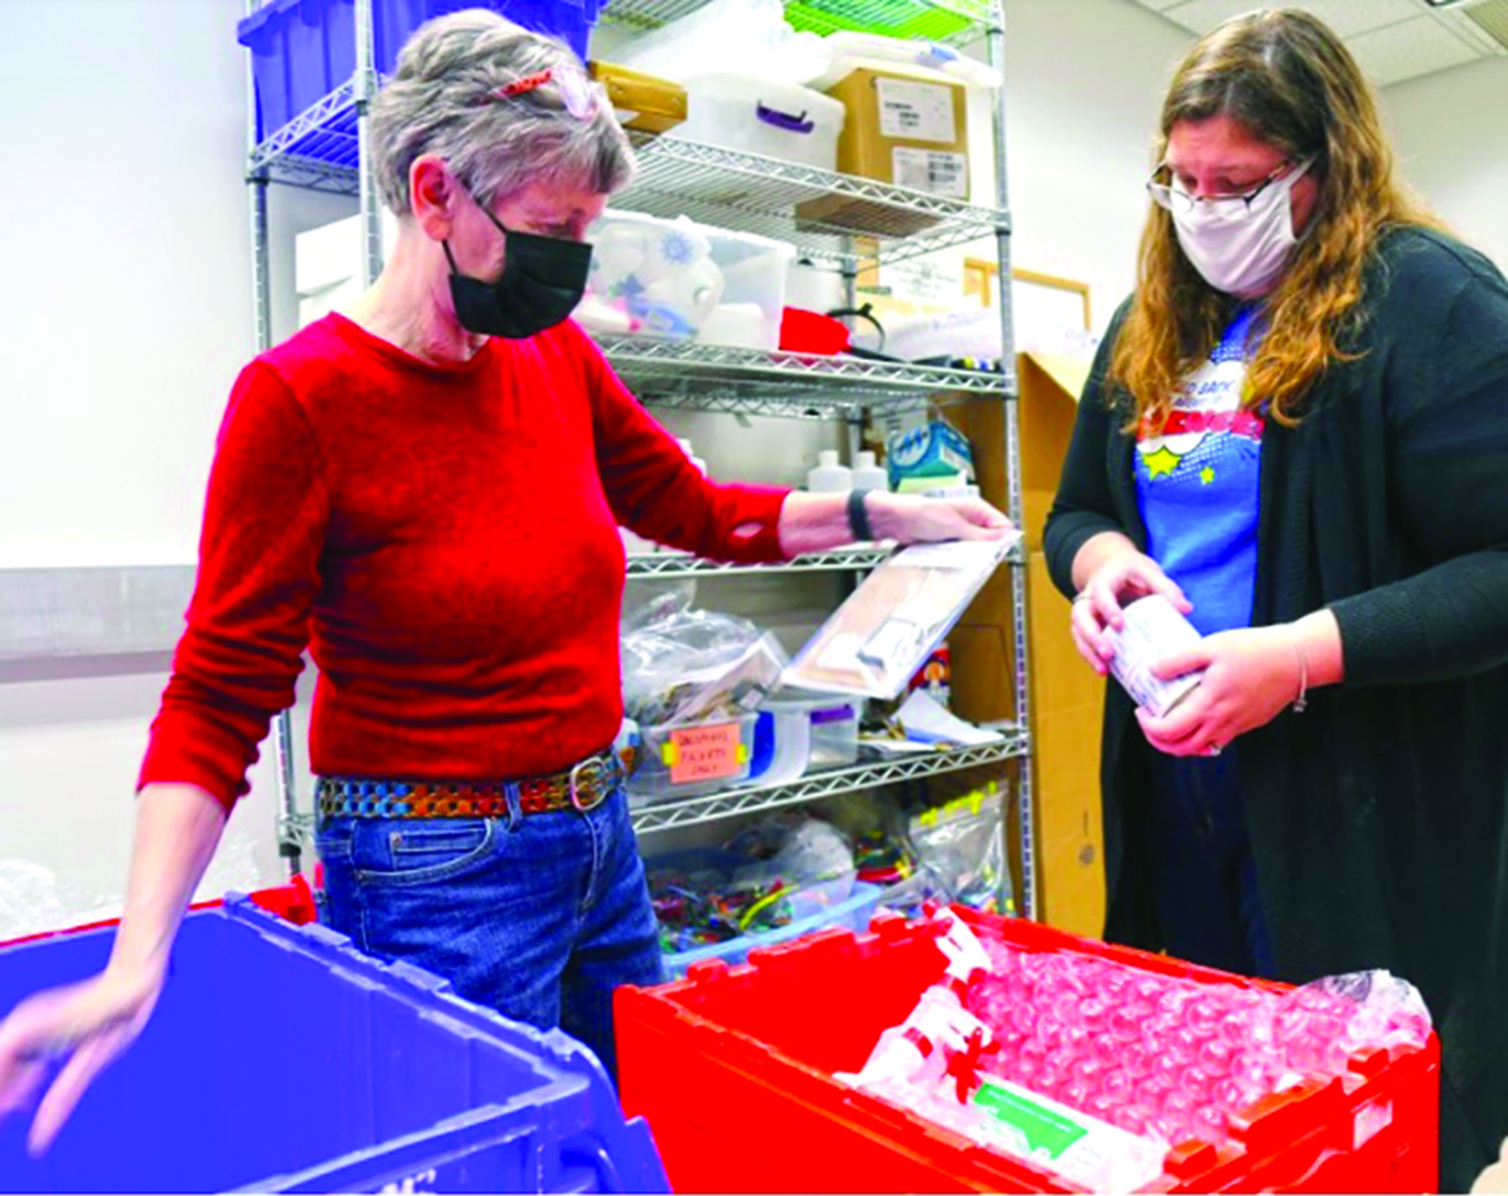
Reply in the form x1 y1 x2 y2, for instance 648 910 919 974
777 491 1015 556
776 492 853 556
105 783 230 985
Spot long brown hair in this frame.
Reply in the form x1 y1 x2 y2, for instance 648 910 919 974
1110 9 1442 430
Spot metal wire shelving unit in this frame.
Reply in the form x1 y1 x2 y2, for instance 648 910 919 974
627 547 888 579
597 335 1012 418
625 540 1024 580
629 732 1029 832
244 0 1037 918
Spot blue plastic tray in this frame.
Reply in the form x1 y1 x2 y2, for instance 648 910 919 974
239 0 603 145
0 895 667 1193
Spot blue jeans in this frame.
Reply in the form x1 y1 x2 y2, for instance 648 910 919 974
315 786 666 1081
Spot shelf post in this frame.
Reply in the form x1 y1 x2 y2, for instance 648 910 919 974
987 6 1037 922
355 0 385 288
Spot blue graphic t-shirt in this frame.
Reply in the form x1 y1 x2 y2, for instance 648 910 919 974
1134 307 1264 637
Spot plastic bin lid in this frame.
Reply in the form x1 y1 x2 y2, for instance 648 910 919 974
678 70 847 118
594 209 798 260
812 32 1002 89
236 0 299 43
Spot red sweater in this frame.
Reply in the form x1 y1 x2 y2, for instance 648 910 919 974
140 315 789 809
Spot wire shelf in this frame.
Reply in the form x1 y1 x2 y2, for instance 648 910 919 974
599 335 1011 419
627 542 1027 580
278 733 1024 847
619 133 1009 268
245 98 1010 270
629 731 1026 832
626 547 891 578
604 0 1001 45
248 82 360 186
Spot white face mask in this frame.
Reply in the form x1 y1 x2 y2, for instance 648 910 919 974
1160 158 1314 297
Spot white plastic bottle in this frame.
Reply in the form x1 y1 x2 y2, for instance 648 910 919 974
807 449 852 493
852 450 889 492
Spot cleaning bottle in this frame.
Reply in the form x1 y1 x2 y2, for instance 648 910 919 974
807 449 852 493
852 450 889 492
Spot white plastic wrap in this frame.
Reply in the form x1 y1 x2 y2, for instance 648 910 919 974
784 536 1019 700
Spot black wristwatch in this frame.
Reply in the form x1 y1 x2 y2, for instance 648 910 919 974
847 487 875 541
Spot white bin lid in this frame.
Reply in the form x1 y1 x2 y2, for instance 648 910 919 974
679 71 847 123
806 33 1002 93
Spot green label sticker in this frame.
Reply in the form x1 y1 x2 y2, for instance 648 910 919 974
971 1078 1090 1159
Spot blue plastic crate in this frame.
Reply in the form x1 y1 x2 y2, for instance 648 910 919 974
0 895 668 1194
239 0 603 143
648 849 885 978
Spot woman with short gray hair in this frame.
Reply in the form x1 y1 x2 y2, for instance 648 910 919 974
0 9 1012 1145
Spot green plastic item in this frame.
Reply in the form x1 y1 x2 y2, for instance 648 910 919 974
971 1077 1090 1159
784 0 990 46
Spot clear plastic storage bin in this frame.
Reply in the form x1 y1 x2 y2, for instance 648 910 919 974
580 211 795 351
673 73 845 172
628 713 759 803
810 700 863 767
647 848 885 978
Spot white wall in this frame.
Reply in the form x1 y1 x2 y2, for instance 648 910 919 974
1382 56 1508 273
0 0 339 933
0 0 249 569
998 0 1193 335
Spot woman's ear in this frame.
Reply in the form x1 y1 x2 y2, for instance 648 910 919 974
410 156 456 242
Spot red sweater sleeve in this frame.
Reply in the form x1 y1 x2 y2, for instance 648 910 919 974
139 363 330 810
569 326 791 563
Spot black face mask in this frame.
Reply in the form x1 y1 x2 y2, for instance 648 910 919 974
444 199 593 340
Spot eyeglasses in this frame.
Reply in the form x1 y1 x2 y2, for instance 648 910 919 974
1147 158 1299 217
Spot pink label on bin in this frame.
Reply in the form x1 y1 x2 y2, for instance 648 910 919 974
669 723 742 785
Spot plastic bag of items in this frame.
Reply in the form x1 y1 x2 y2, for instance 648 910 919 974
784 537 1019 700
649 815 858 952
884 786 1012 917
723 813 858 908
621 591 787 727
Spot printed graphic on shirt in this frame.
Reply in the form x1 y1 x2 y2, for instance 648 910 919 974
1134 307 1264 637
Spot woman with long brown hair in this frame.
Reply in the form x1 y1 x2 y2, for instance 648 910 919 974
1046 9 1508 1187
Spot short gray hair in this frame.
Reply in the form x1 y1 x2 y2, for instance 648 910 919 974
370 9 635 215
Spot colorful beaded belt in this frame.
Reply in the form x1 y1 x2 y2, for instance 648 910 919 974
316 751 622 820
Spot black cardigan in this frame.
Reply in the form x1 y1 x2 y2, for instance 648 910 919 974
1045 227 1508 1190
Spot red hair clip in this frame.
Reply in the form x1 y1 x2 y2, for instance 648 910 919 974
485 66 597 120
494 70 553 99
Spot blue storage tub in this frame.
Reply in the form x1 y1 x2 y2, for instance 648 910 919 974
0 895 667 1194
648 849 885 978
239 0 603 141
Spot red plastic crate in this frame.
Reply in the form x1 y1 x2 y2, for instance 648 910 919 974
616 908 1439 1193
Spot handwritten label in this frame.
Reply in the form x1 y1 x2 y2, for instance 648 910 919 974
668 723 743 785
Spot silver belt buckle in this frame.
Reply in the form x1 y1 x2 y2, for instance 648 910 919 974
568 756 610 813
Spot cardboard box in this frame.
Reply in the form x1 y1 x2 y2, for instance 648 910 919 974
1017 350 1092 550
832 68 969 195
795 67 968 238
945 359 1107 939
588 61 687 135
